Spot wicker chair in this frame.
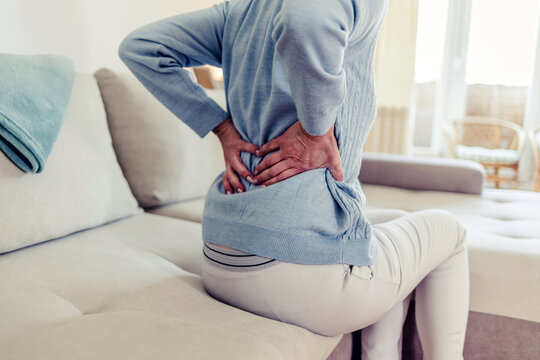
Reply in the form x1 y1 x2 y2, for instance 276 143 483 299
529 124 540 192
444 116 526 189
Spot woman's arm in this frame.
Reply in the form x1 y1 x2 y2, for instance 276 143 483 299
255 0 356 185
118 3 229 138
119 4 260 193
271 0 356 136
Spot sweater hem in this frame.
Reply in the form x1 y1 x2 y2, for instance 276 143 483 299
202 215 378 267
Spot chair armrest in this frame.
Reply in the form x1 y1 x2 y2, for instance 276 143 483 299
358 152 485 195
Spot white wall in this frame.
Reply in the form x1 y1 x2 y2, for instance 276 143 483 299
1 0 219 73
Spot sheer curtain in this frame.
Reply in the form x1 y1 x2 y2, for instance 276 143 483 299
364 0 419 154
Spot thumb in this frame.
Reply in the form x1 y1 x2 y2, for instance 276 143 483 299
240 141 259 155
257 137 280 157
328 161 344 182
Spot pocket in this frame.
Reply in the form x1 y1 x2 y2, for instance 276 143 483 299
342 263 374 280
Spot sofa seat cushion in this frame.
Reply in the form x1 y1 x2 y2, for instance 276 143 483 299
147 197 206 223
456 145 520 165
362 184 540 323
0 213 340 360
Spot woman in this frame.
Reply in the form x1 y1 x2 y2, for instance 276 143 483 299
118 0 470 358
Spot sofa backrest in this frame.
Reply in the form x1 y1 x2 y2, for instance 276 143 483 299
94 68 225 209
0 73 141 254
359 152 485 195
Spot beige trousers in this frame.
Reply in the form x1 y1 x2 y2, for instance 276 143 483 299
202 209 470 360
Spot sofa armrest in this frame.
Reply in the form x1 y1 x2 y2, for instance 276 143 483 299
358 152 485 195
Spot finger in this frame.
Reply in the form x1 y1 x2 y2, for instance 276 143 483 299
261 168 303 187
231 155 256 183
255 159 293 184
239 141 259 156
254 151 285 175
227 164 245 193
222 173 233 195
328 158 344 182
256 138 280 158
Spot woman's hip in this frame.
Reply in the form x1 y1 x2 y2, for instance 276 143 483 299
201 243 399 336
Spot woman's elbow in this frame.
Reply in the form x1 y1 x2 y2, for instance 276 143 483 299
117 33 139 65
118 28 156 67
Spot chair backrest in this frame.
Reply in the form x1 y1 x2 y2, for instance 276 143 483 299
529 124 540 169
446 116 525 154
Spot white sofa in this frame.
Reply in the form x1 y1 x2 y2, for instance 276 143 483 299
106 64 540 358
0 70 349 360
2 68 539 359
148 157 540 359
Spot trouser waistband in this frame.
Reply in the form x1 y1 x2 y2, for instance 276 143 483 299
203 242 279 271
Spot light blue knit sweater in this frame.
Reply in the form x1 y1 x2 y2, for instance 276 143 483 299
119 0 387 266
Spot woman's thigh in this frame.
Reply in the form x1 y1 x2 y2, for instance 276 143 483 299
370 209 467 301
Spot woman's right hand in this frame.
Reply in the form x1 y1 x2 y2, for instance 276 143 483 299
253 121 344 186
212 118 259 194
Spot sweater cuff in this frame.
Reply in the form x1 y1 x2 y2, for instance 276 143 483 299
298 107 339 136
183 101 229 138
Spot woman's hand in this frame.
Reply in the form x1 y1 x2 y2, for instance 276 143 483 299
253 121 344 186
213 118 259 194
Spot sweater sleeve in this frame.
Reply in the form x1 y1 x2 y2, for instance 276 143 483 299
271 0 357 136
118 3 229 138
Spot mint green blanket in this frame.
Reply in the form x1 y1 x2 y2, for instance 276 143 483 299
0 53 75 173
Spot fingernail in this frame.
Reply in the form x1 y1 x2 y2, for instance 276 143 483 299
252 178 258 183
226 190 231 195
261 185 266 188
247 176 253 183
237 188 243 193
256 150 260 156
254 169 258 175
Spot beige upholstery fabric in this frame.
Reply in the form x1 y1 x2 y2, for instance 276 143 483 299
147 197 206 223
0 73 140 254
94 68 225 208
359 152 485 194
363 184 540 323
0 213 340 360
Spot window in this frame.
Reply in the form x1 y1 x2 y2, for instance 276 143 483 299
411 0 540 155
411 0 449 149
465 0 540 128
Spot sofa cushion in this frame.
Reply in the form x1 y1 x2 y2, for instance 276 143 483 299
359 152 485 195
0 213 341 360
0 73 140 254
147 197 206 223
363 184 540 323
456 145 520 165
94 68 225 208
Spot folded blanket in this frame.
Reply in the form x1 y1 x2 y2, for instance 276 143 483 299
0 53 75 173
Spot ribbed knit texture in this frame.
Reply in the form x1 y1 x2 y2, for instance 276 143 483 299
119 0 387 266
